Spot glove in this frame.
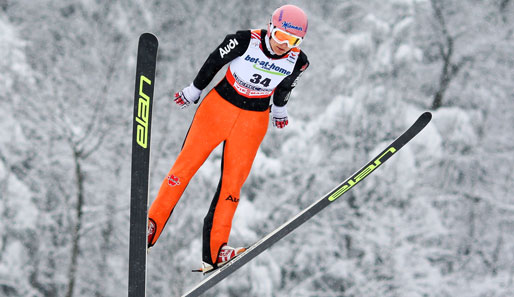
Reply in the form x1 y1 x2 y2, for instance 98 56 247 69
174 83 202 109
271 104 289 129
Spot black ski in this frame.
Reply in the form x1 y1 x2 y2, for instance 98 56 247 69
128 33 158 297
181 112 432 297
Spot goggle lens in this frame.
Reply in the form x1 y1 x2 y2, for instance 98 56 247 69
272 27 302 48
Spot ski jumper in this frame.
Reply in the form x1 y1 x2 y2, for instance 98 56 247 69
148 29 309 266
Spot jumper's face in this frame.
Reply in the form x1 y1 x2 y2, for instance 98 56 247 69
269 37 291 55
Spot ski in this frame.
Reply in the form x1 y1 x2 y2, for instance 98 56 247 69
181 112 432 297
128 33 158 297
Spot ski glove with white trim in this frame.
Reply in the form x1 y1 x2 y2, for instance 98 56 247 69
174 83 202 109
271 104 289 129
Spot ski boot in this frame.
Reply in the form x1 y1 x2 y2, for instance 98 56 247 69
147 219 156 252
193 244 246 274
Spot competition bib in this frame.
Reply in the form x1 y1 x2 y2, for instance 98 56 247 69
226 30 299 98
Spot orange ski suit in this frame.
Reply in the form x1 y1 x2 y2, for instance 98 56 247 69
148 29 309 266
149 89 268 264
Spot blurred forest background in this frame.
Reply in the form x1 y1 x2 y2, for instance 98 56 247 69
1 0 513 296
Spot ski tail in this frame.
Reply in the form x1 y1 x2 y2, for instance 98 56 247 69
180 112 432 297
128 33 158 297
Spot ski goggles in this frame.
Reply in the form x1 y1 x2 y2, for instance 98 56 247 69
271 27 303 48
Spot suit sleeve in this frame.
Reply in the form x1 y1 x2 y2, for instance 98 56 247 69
192 30 251 90
272 51 309 107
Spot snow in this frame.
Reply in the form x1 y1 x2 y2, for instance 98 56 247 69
0 16 32 90
344 32 374 60
248 256 281 297
376 41 394 72
364 13 391 38
392 17 414 39
0 164 37 230
252 150 282 178
329 64 346 79
309 95 349 132
432 107 479 153
0 242 29 295
232 199 264 243
395 44 423 64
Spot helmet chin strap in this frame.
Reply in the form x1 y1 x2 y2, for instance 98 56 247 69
264 34 278 55
265 22 276 54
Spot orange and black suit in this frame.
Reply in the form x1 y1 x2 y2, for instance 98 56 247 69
148 29 309 266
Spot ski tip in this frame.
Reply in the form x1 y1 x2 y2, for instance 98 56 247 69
416 111 432 126
140 32 159 44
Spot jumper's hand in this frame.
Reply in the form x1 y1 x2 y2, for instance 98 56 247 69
271 104 289 129
173 83 202 109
